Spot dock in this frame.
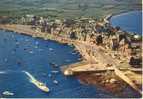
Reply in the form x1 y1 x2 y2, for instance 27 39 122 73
0 24 142 96
63 40 142 95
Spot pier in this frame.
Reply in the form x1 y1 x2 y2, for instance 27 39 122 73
0 24 142 96
63 40 142 95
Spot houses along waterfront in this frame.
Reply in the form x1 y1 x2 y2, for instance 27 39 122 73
0 11 142 97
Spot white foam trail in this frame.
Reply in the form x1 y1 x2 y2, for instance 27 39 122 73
22 71 35 81
22 71 49 92
0 71 6 74
0 70 23 74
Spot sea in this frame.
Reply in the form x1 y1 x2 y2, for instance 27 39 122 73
110 10 142 35
0 10 142 98
0 30 114 98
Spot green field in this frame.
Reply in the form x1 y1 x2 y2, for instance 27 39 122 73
0 0 141 19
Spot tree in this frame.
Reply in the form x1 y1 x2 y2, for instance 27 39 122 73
70 32 77 40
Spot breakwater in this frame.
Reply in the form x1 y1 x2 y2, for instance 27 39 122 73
0 29 113 98
0 24 142 97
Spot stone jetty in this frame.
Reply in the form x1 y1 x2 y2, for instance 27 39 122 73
0 16 142 96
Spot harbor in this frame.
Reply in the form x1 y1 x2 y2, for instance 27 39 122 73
0 30 106 98
0 10 142 98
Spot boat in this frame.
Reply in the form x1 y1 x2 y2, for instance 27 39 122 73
53 80 59 84
23 71 50 93
49 62 58 68
32 80 50 92
51 70 59 74
29 50 34 54
34 46 38 49
49 48 54 51
65 59 71 62
53 64 58 68
71 52 77 55
2 91 14 96
48 74 52 78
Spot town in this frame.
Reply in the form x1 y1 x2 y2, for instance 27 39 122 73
0 14 142 67
0 14 142 97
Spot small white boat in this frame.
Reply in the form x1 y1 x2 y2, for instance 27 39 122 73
53 80 59 84
49 62 58 68
54 64 58 68
48 74 52 78
71 52 77 55
51 71 59 74
34 46 38 49
49 48 54 51
2 91 14 96
29 51 33 54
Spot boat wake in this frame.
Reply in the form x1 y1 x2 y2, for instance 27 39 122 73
0 70 21 74
22 71 35 81
0 71 7 74
22 71 50 92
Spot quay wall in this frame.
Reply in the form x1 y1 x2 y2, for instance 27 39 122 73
0 24 93 61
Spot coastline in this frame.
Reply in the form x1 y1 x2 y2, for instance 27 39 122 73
0 24 142 98
108 10 142 35
107 9 142 21
0 24 128 96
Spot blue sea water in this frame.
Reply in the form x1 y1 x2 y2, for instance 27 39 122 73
110 11 142 35
0 30 115 98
